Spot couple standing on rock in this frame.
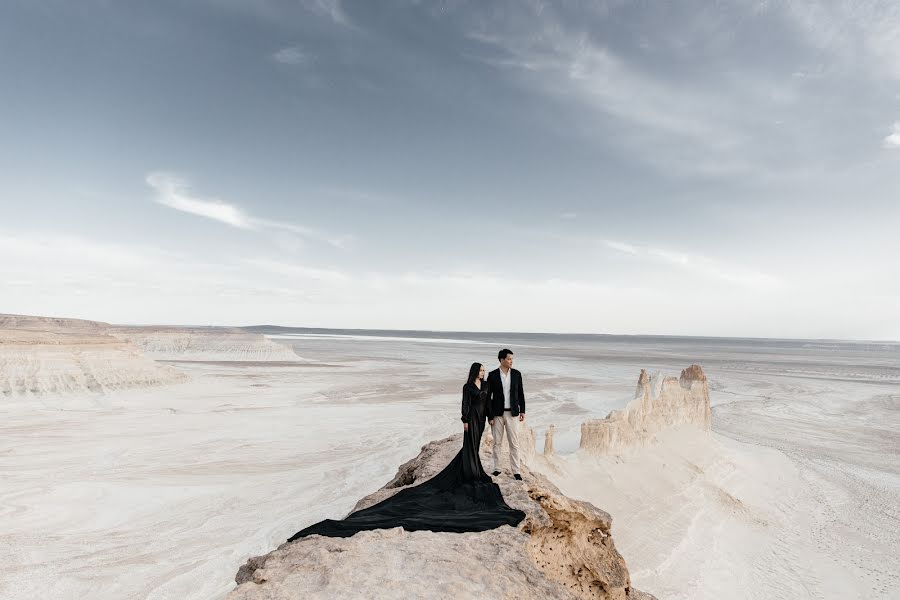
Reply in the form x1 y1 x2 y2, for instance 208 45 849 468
461 348 526 481
287 348 527 541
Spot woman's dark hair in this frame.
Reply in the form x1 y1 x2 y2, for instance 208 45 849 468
467 362 483 385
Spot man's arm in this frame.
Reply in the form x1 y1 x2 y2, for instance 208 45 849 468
517 370 526 421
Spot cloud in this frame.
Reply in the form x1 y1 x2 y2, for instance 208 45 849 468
146 172 349 248
272 46 309 65
242 258 349 282
0 231 345 323
462 11 781 178
602 240 638 255
305 0 352 28
603 238 780 288
883 122 900 149
460 2 900 179
146 173 255 229
0 231 173 270
771 1 900 80
3 230 894 338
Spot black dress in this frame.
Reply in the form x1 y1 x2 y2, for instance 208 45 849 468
458 380 493 482
287 380 525 540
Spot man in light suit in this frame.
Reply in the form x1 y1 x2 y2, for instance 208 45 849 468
486 348 526 480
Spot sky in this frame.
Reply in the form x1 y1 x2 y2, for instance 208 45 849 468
1 0 899 339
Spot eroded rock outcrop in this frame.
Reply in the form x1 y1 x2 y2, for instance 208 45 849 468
544 424 556 456
108 327 301 362
0 327 187 397
0 313 302 396
231 434 656 600
579 365 711 455
0 313 111 332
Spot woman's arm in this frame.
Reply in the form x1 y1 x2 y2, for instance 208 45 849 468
461 385 471 424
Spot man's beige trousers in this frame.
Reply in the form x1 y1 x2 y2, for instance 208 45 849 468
490 412 521 474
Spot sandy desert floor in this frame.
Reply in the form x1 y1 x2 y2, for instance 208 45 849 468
1 332 898 599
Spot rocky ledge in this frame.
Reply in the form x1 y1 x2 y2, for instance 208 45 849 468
230 433 656 600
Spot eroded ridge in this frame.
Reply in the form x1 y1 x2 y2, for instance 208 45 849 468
231 435 656 600
579 365 711 455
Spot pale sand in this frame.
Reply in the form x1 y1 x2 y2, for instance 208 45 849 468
2 329 897 599
0 353 470 600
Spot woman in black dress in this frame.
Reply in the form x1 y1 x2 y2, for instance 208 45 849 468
287 362 524 540
459 362 493 482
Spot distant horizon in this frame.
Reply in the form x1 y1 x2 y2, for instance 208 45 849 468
5 311 898 344
248 323 900 344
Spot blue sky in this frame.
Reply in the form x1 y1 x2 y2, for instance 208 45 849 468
1 0 898 339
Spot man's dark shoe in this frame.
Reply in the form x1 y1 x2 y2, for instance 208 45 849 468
514 474 523 480
492 470 501 476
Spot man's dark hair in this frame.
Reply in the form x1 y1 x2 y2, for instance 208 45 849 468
498 349 513 361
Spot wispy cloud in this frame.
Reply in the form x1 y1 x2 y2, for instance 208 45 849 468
463 17 776 177
272 46 310 65
242 257 349 282
305 0 352 28
461 2 900 179
772 1 900 80
3 231 891 338
0 231 174 270
146 172 350 248
603 238 780 288
0 231 339 322
602 240 638 255
146 173 255 229
883 122 900 149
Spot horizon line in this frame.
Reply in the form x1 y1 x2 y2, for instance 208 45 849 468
3 312 896 345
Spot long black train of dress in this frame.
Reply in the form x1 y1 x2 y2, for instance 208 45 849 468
287 380 525 541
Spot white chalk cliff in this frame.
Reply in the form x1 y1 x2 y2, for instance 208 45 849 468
230 431 657 600
0 320 187 397
578 365 711 455
108 327 301 362
0 314 300 397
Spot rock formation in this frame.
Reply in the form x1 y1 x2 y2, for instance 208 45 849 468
108 327 301 362
544 424 556 456
579 365 711 455
0 313 299 397
230 434 656 600
0 313 111 332
0 326 187 397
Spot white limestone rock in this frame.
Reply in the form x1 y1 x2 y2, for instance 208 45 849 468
230 434 656 600
108 327 301 362
579 365 711 455
0 327 186 397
